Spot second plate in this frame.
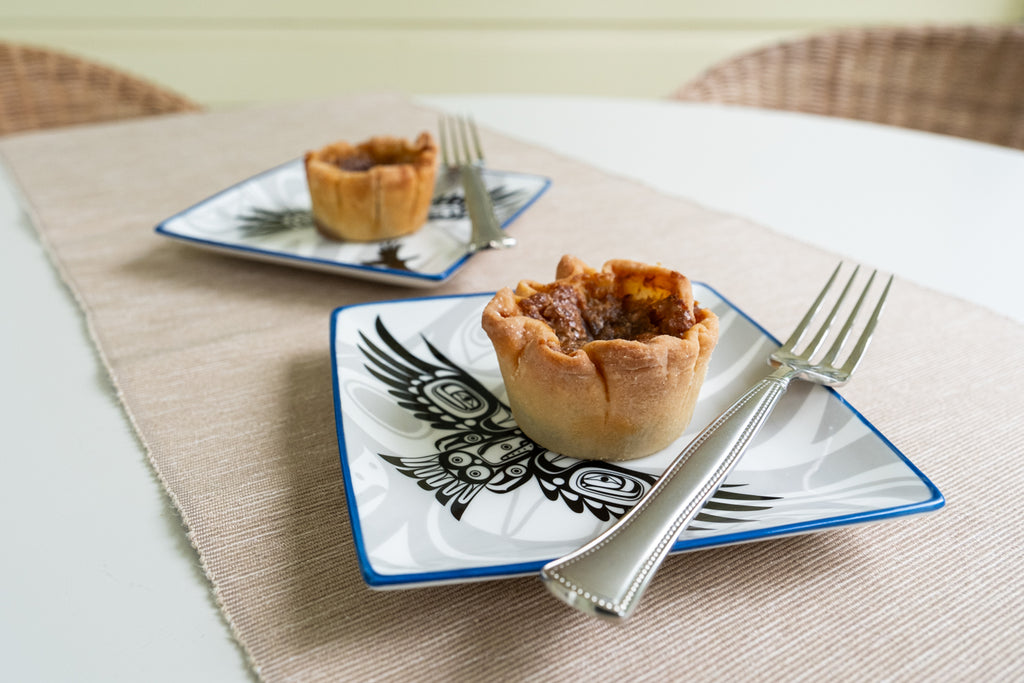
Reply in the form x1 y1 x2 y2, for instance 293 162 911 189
155 159 550 286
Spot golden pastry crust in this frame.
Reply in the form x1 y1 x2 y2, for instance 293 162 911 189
304 132 438 242
481 255 719 461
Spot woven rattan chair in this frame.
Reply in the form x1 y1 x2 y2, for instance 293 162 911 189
0 42 201 136
672 25 1024 150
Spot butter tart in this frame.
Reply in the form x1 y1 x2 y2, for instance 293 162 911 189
304 132 438 242
481 255 719 461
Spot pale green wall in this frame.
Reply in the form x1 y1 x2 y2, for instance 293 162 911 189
3 1 1022 107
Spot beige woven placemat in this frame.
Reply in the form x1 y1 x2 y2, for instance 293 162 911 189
2 93 1022 681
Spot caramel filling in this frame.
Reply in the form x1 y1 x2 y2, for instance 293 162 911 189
330 149 421 172
335 155 378 172
518 281 696 354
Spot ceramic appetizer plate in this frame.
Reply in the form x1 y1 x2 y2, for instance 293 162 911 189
155 159 550 287
330 286 943 589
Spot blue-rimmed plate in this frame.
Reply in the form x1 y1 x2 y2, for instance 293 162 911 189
155 160 550 287
329 286 943 588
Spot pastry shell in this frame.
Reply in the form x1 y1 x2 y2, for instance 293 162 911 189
304 132 438 242
481 255 719 461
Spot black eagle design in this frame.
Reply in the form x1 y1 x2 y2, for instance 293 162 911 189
358 317 780 524
428 184 526 222
360 241 414 271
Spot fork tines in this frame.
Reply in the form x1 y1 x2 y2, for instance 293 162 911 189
779 263 893 376
439 115 485 167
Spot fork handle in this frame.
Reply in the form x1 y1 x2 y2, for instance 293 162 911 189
459 165 516 252
540 366 796 620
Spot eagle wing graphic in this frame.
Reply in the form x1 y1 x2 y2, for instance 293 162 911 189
530 451 656 522
358 316 519 442
359 317 536 519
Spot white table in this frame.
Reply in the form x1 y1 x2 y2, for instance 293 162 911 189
3 95 1022 682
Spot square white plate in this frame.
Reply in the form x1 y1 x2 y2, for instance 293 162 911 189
330 286 943 588
155 159 550 286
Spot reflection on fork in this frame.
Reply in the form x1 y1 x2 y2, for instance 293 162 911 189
541 263 893 620
438 114 517 253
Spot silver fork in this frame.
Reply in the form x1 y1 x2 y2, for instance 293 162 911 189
438 115 516 253
540 263 893 620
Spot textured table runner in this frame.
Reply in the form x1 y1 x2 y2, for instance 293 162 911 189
3 93 1022 681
